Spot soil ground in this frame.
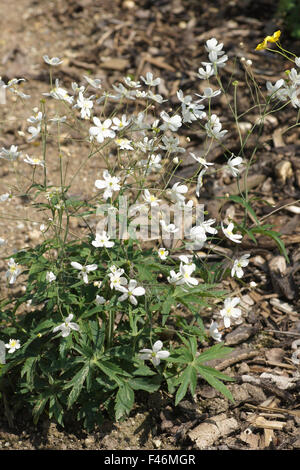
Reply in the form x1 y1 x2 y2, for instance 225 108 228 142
0 0 299 450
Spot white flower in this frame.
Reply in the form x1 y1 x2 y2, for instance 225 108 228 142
139 340 169 366
139 154 162 174
95 295 106 305
49 116 67 123
117 279 145 305
109 270 127 290
231 254 250 278
205 38 224 56
189 225 207 248
147 90 166 103
83 75 102 89
0 193 11 202
160 220 179 234
178 262 198 287
53 314 79 337
221 222 242 243
143 189 161 207
195 87 221 100
93 280 103 288
199 218 218 235
159 111 182 132
266 79 287 101
109 265 123 274
205 114 227 140
197 63 215 80
6 258 21 284
75 92 93 119
71 261 98 284
43 55 63 66
289 68 300 86
0 145 21 161
178 254 194 265
159 135 185 153
27 125 41 142
158 248 169 260
4 78 25 88
167 269 182 285
110 83 136 101
220 297 242 328
179 199 194 211
89 117 115 143
190 152 213 168
8 88 31 99
71 82 85 94
181 101 206 123
209 321 222 342
44 79 73 104
92 231 115 248
24 155 45 167
95 170 120 200
140 72 160 87
136 137 158 153
124 76 141 88
295 57 300 68
111 114 130 131
168 182 188 203
227 154 243 177
177 89 193 105
5 339 21 354
286 86 300 108
196 168 207 197
115 138 133 150
46 271 56 283
27 110 43 124
135 90 148 99
208 53 228 68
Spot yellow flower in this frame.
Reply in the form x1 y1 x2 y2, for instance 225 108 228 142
255 30 281 50
268 30 281 43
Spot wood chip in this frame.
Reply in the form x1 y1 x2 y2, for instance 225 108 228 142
263 428 274 447
269 298 297 315
245 403 300 418
188 413 239 449
144 55 176 72
272 127 285 148
100 58 130 70
247 415 285 431
239 429 260 449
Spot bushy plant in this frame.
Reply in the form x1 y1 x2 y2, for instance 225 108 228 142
0 33 293 430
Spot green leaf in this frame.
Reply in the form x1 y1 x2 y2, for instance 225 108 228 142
49 396 64 426
21 357 38 387
196 365 234 402
32 395 50 424
196 343 233 364
115 383 134 420
66 363 90 408
133 363 156 376
77 401 103 432
128 375 161 393
175 365 196 405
